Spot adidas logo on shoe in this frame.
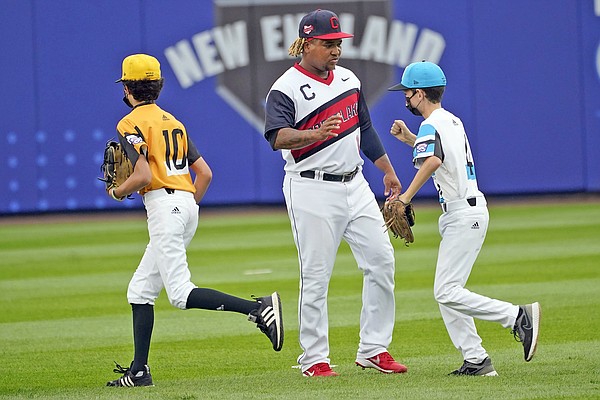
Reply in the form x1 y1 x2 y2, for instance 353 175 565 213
248 292 283 351
471 221 480 229
107 362 154 387
171 207 181 214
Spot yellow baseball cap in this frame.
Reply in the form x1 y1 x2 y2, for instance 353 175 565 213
115 54 161 83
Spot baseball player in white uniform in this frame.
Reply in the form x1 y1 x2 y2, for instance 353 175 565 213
388 61 541 376
264 9 407 377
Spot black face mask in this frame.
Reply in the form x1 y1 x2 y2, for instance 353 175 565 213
122 95 133 108
406 102 422 116
405 90 422 116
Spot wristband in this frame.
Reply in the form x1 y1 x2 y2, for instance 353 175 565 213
111 188 125 201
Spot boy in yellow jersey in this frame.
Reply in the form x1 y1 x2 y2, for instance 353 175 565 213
106 54 283 387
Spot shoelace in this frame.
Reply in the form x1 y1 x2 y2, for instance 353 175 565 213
315 363 333 373
256 322 268 334
112 361 130 374
511 327 523 342
511 309 528 343
457 360 482 373
249 296 269 332
510 329 521 343
457 364 469 373
373 352 394 363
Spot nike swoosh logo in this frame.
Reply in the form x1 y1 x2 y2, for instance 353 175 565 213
305 371 315 376
341 77 350 81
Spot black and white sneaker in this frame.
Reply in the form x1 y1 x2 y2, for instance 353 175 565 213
449 357 498 376
106 362 153 387
249 292 283 351
511 302 541 362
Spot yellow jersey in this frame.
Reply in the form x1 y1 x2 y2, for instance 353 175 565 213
116 103 201 195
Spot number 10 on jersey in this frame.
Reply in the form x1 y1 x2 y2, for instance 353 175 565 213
163 129 189 176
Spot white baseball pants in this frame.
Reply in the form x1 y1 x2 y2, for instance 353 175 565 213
127 189 198 310
283 172 396 372
434 200 519 363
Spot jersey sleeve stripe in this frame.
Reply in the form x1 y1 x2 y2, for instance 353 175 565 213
416 123 436 138
413 123 438 162
413 139 436 161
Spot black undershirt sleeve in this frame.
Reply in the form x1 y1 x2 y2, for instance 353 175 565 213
434 131 444 161
357 91 386 163
187 136 202 164
264 90 296 150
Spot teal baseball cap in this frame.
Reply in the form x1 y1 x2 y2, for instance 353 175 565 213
389 61 446 91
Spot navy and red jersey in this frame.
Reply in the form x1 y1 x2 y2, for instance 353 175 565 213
264 63 384 174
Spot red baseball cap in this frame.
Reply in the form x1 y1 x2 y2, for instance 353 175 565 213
298 9 354 40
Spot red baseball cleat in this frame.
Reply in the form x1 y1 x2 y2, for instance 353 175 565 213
355 351 408 374
303 363 339 377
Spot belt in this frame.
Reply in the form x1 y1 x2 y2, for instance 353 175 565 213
299 167 359 183
441 197 486 213
143 188 193 202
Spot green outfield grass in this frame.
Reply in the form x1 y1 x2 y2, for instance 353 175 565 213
0 199 599 399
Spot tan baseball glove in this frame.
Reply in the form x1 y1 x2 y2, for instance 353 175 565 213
382 198 415 245
98 140 133 201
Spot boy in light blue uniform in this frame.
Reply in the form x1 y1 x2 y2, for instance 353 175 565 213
388 61 541 376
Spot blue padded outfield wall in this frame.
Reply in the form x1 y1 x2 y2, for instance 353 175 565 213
1 0 599 214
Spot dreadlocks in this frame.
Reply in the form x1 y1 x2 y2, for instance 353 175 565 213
288 38 308 57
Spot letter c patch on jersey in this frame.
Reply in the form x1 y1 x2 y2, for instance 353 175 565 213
300 84 315 101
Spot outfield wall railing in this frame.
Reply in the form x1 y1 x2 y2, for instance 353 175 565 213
1 0 599 214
